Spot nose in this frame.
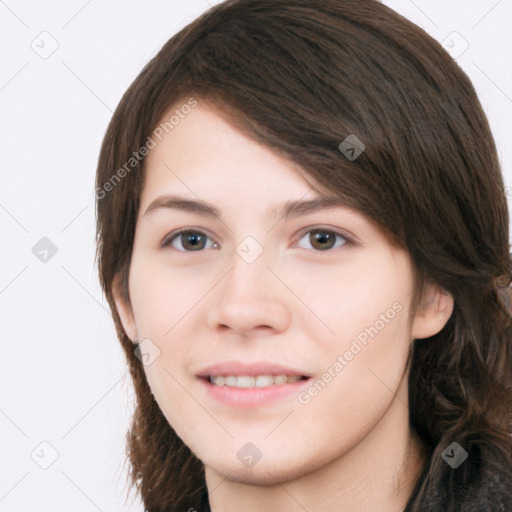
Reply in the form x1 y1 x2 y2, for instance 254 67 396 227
206 250 291 336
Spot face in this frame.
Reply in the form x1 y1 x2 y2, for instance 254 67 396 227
114 101 451 486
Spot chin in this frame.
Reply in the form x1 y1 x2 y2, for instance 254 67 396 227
203 450 319 486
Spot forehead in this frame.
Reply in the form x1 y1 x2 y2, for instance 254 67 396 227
142 101 319 203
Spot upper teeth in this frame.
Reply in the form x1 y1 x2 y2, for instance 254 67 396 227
210 375 302 388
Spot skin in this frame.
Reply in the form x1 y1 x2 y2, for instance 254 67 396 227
114 100 454 512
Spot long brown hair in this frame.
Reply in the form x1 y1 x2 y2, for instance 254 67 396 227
95 1 512 510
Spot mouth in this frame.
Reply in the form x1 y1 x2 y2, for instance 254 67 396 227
204 374 310 388
195 362 312 407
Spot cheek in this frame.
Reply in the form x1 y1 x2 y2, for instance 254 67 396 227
128 257 202 406
295 306 411 448
129 256 191 336
298 262 411 347
299 265 413 402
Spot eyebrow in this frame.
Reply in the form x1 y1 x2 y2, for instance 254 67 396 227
143 194 350 221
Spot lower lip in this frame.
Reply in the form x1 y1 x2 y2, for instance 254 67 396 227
198 377 311 408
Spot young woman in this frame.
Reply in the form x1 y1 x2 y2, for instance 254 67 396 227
95 1 512 510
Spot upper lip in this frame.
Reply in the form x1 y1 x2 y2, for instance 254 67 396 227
196 361 311 378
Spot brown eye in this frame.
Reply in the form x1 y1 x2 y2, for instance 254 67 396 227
296 228 349 251
163 230 217 251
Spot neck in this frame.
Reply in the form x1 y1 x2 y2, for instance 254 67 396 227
204 381 427 512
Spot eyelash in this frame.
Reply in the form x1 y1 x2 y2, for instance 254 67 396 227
161 227 354 252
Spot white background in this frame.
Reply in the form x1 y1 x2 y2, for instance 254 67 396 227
1 1 511 510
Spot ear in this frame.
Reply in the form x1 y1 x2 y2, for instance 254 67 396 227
111 272 138 342
411 282 454 340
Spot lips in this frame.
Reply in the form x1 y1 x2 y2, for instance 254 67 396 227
197 362 313 408
195 361 311 379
